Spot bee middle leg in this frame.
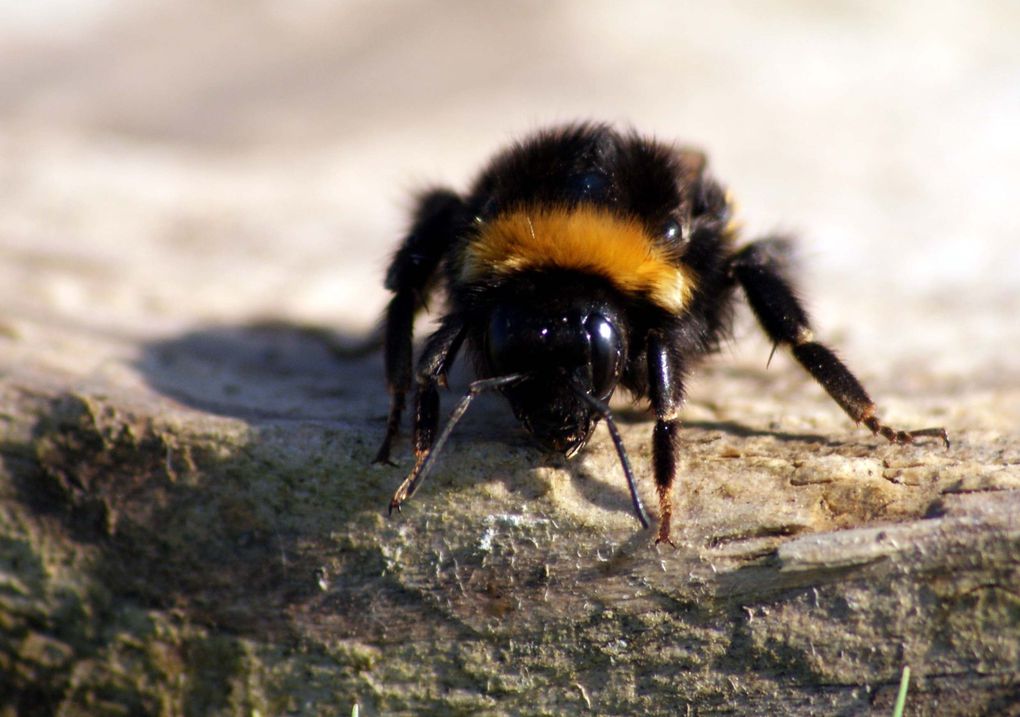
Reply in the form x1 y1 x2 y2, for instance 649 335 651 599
374 188 465 464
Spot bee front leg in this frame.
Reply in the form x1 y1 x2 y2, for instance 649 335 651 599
388 318 467 512
647 332 688 547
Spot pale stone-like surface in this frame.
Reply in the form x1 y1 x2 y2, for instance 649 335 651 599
2 3 1019 714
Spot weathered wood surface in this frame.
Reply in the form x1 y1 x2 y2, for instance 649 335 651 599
2 320 1018 715
2 4 1020 715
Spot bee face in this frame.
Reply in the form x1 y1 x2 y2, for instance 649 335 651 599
482 283 627 455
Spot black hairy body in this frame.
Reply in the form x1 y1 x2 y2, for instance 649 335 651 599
375 123 947 544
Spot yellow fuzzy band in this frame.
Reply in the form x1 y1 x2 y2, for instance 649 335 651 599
462 206 696 312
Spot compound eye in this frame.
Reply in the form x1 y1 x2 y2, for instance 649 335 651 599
486 305 544 376
661 216 686 246
585 313 623 400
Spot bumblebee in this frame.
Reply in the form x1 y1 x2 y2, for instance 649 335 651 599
375 123 947 545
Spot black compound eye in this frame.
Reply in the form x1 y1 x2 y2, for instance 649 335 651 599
486 305 551 377
585 313 622 399
661 216 685 245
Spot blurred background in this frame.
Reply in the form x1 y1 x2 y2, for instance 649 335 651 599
1 0 1018 384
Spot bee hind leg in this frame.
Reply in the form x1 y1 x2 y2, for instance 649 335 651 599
729 237 948 449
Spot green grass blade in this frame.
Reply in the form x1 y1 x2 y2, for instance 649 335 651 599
892 666 911 717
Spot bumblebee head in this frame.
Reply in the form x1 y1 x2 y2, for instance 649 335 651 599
478 272 628 455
